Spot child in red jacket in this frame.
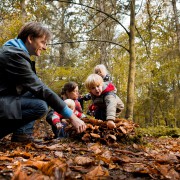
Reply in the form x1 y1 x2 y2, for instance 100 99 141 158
85 74 124 129
46 82 86 138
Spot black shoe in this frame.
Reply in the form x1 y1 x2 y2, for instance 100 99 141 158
11 134 43 143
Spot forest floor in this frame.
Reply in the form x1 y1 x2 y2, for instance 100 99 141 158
0 119 179 180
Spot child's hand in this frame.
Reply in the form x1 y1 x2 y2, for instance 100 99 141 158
56 122 63 130
107 120 116 129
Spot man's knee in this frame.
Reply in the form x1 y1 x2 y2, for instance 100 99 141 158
36 100 48 118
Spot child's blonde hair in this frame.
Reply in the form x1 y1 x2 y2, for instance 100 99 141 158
64 99 75 110
94 64 108 76
85 74 103 90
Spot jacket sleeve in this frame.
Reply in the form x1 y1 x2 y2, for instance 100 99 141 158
104 94 117 121
116 95 124 114
52 111 61 125
6 50 72 118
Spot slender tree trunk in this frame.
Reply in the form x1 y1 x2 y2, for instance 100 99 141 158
146 0 154 125
172 0 180 53
98 0 108 65
149 78 154 125
96 0 116 67
20 0 27 21
58 7 66 66
172 0 180 127
125 0 136 120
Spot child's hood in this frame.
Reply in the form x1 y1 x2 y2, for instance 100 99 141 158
102 82 115 94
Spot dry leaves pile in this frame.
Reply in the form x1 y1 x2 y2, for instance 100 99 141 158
0 118 179 180
66 118 139 144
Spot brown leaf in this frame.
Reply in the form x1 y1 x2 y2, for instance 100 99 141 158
83 165 109 180
37 159 68 177
93 125 100 130
107 134 116 141
27 173 50 180
108 163 117 170
88 143 102 154
90 133 100 138
119 126 127 134
157 164 180 180
0 156 13 161
23 160 47 170
132 143 139 149
82 133 91 142
54 151 63 158
86 124 94 129
155 154 179 163
119 155 132 163
12 170 29 180
12 164 28 180
46 144 63 150
100 150 112 163
101 150 112 161
123 163 149 173
111 155 132 164
74 156 94 166
9 150 32 159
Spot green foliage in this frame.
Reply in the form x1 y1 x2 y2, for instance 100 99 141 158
0 19 24 45
136 126 180 138
37 65 74 94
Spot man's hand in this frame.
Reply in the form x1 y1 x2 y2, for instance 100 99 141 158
69 113 87 133
107 120 116 129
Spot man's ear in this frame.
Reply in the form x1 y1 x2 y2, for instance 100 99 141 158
27 35 33 44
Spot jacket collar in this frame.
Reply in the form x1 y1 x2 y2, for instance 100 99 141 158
102 82 115 94
4 38 29 55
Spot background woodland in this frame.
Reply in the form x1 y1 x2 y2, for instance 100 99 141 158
0 0 179 128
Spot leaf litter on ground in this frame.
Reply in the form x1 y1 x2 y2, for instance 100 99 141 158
0 117 179 180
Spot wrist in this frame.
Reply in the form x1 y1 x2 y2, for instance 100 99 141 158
69 113 78 121
106 116 115 121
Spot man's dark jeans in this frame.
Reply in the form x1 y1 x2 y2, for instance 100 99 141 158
0 92 48 139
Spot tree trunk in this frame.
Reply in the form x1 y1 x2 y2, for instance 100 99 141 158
172 0 180 53
172 0 180 128
98 0 108 65
58 7 66 66
125 0 136 120
20 0 27 21
146 0 154 126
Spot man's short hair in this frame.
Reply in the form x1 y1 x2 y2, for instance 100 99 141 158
17 22 51 43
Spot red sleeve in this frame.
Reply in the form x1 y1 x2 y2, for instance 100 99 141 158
74 110 83 118
54 111 63 119
52 111 63 126
75 100 83 112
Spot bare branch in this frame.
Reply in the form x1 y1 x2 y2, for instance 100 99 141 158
48 39 130 53
46 0 130 35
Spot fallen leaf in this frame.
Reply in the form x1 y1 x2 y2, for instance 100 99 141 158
90 133 100 138
74 156 94 166
83 165 109 180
